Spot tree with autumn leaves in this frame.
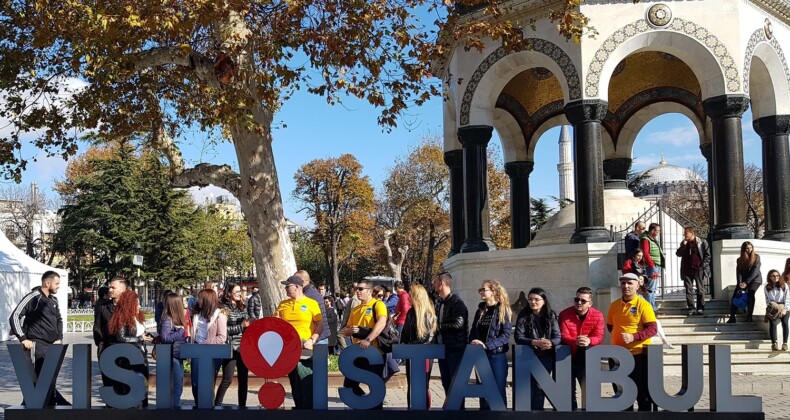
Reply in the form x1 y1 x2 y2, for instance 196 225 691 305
0 0 596 310
378 138 449 284
293 154 375 293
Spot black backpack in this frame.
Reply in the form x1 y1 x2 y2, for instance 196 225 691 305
373 301 400 353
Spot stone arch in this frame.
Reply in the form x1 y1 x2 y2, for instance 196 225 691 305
528 115 572 161
615 102 705 161
492 108 528 163
460 39 582 127
743 27 790 119
586 18 739 101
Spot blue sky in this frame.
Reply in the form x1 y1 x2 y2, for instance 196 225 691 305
12 87 764 227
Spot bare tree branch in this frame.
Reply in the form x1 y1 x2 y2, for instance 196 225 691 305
150 126 185 178
172 163 242 196
134 47 220 89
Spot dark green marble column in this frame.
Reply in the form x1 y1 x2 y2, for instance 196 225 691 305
565 100 611 244
754 115 790 241
702 95 753 240
505 161 534 248
458 125 496 252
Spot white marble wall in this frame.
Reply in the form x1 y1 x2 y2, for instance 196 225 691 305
443 243 619 317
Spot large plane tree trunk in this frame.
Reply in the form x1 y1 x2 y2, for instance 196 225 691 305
230 116 294 315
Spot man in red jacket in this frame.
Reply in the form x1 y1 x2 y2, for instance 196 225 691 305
392 281 411 335
559 286 604 411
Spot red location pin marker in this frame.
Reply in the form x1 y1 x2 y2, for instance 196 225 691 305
240 317 302 408
241 317 301 378
258 381 286 410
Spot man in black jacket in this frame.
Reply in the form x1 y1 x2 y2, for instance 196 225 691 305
432 271 469 397
247 286 262 319
9 270 69 406
676 226 711 316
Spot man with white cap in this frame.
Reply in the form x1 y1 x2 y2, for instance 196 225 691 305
607 272 658 411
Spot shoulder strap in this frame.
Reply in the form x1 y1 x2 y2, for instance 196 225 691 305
372 301 382 322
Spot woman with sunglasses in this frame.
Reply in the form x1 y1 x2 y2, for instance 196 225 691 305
469 280 512 409
215 281 251 407
514 287 560 411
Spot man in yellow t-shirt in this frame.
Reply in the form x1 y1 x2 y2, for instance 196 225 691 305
341 279 388 407
607 273 658 412
277 275 323 409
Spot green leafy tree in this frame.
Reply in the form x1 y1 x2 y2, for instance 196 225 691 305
291 230 331 288
530 198 553 239
55 144 208 292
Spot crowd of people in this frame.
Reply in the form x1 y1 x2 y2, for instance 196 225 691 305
7 224 789 410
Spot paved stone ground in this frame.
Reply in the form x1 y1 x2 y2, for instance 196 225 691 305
0 333 786 418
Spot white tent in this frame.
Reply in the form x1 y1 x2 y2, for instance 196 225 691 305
0 231 68 342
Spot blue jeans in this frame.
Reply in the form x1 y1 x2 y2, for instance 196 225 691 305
480 352 508 409
531 355 554 411
645 266 661 310
172 358 184 406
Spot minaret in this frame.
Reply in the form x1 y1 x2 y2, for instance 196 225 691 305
557 125 575 202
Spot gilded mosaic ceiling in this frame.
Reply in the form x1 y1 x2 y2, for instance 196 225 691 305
607 51 701 112
499 67 564 116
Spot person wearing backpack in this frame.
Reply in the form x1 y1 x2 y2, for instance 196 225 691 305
341 278 388 408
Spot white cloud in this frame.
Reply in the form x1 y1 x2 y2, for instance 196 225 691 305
641 126 699 147
632 153 705 171
27 153 69 184
0 76 88 138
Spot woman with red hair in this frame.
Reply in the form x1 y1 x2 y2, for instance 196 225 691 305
109 290 153 407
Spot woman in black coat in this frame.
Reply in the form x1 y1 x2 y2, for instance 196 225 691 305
514 287 561 411
214 281 251 407
729 241 762 323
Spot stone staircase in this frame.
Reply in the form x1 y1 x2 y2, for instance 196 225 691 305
657 297 790 374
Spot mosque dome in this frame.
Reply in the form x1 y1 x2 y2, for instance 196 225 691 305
629 155 704 198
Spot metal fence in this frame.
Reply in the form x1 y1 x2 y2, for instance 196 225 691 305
610 198 710 301
66 318 156 333
67 307 154 316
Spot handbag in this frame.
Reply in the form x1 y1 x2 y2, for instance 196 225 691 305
732 289 748 310
765 302 785 322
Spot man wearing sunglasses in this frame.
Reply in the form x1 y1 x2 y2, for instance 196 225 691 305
558 287 604 411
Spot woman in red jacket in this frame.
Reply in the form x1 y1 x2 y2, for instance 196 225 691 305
622 248 647 281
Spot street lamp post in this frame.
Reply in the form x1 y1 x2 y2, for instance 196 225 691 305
219 249 226 288
132 242 144 303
